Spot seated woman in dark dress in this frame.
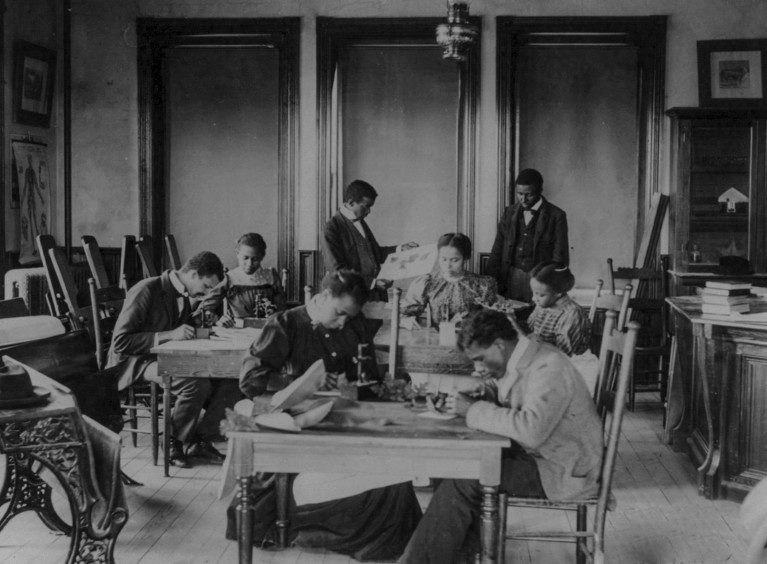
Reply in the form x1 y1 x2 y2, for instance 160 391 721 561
227 270 422 562
402 233 498 325
202 233 286 327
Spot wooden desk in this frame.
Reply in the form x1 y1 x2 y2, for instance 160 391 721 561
225 400 509 564
0 361 127 563
374 321 474 375
665 296 767 500
152 335 256 476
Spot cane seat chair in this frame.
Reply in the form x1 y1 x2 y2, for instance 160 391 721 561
497 311 640 564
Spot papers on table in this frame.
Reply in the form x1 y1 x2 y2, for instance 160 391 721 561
377 243 438 281
210 327 262 345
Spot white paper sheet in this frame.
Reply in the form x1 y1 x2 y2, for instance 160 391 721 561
376 243 438 281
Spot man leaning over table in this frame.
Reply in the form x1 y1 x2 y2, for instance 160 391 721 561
322 179 418 301
398 308 603 564
107 251 241 468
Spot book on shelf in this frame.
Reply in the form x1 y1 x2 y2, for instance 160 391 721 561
705 280 752 291
699 287 752 297
701 302 751 315
699 292 752 305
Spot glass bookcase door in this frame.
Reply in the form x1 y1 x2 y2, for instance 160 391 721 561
688 125 751 268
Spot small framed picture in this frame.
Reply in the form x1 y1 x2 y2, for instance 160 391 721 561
697 39 767 108
13 41 56 128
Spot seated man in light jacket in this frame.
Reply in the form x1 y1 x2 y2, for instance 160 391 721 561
398 308 603 564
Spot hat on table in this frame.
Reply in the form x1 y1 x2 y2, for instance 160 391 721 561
0 362 51 409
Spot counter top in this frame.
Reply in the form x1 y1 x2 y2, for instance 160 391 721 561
667 295 767 331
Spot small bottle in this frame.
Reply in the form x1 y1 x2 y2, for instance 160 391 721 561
691 244 701 263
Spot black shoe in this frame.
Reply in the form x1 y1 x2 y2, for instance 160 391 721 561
169 438 191 468
186 439 226 463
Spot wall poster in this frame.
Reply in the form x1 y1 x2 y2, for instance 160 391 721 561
11 139 51 264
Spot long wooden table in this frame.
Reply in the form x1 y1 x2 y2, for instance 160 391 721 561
224 399 509 564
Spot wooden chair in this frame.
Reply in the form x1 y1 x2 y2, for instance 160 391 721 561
88 278 163 466
136 236 159 278
48 247 94 333
164 234 182 270
82 235 111 289
587 280 632 354
497 311 640 564
607 258 671 411
119 235 139 291
36 234 67 319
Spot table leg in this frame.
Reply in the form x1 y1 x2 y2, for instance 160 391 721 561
162 373 172 477
480 485 500 564
0 454 71 536
275 473 290 548
237 474 254 564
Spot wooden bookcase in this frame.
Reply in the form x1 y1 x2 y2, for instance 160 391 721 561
667 107 767 294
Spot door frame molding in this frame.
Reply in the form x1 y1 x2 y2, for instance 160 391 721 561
316 17 480 270
496 16 667 251
136 18 299 291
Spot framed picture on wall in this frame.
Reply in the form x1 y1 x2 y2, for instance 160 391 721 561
698 39 767 108
13 41 56 128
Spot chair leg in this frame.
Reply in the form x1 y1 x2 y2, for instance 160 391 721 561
150 382 160 466
497 493 507 564
127 387 138 447
576 505 587 564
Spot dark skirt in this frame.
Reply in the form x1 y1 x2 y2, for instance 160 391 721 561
226 474 422 562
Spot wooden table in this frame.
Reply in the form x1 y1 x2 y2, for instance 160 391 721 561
151 334 256 476
0 358 127 563
665 296 767 500
225 400 509 564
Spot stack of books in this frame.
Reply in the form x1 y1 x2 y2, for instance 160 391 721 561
700 281 752 318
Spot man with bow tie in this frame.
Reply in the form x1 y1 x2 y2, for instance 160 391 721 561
322 179 417 301
486 169 569 302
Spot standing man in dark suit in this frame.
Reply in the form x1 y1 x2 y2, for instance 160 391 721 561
486 169 569 302
107 251 236 468
322 179 417 301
